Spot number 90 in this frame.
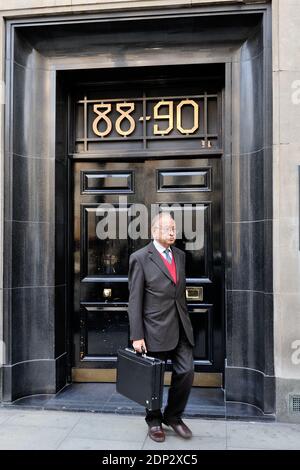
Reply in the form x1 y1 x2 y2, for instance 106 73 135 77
153 99 199 136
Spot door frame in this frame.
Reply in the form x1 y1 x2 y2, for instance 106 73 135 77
67 152 225 388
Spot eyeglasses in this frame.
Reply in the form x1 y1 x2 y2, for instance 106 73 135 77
153 226 176 233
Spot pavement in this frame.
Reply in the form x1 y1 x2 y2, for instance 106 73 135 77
0 408 300 450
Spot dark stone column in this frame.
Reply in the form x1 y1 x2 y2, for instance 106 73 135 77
2 31 67 401
225 16 275 415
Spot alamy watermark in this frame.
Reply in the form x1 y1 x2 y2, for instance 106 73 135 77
0 79 5 105
291 340 300 366
0 339 5 366
94 197 205 251
291 80 300 105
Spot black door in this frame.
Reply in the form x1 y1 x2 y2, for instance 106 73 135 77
71 156 224 385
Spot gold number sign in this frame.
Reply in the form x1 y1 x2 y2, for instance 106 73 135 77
153 101 174 136
115 103 136 137
92 104 112 137
177 99 199 135
91 98 201 138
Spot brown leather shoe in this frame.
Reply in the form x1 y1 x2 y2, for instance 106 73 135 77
148 425 165 442
164 419 192 439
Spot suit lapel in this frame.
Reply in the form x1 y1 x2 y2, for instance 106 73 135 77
148 241 180 284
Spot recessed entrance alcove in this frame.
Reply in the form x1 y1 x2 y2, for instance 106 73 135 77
2 4 274 418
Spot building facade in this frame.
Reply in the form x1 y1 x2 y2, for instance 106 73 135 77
0 0 299 423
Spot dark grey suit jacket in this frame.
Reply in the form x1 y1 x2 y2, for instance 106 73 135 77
127 241 195 352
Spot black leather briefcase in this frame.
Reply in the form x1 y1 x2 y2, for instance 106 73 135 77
116 348 165 411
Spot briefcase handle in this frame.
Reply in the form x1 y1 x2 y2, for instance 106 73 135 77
138 345 157 361
135 345 147 357
125 346 155 360
129 345 147 357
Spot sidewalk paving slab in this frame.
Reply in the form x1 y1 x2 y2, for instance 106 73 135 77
0 408 299 450
226 421 300 450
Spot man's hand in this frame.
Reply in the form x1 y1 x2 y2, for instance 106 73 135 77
132 339 147 354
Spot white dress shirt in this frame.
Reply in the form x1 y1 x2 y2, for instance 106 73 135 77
153 239 173 261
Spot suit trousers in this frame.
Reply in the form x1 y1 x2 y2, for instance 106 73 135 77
145 318 194 426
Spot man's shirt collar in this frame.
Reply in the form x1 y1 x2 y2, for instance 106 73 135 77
153 239 171 254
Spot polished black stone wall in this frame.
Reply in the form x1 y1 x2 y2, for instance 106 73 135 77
1 4 274 414
224 16 275 413
2 31 67 400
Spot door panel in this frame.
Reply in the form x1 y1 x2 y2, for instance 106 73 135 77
71 157 224 382
144 158 223 372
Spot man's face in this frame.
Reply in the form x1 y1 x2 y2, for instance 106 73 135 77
153 216 176 247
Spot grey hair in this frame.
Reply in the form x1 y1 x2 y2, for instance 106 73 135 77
151 212 174 230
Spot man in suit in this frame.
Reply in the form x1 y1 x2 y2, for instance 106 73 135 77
127 212 195 443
